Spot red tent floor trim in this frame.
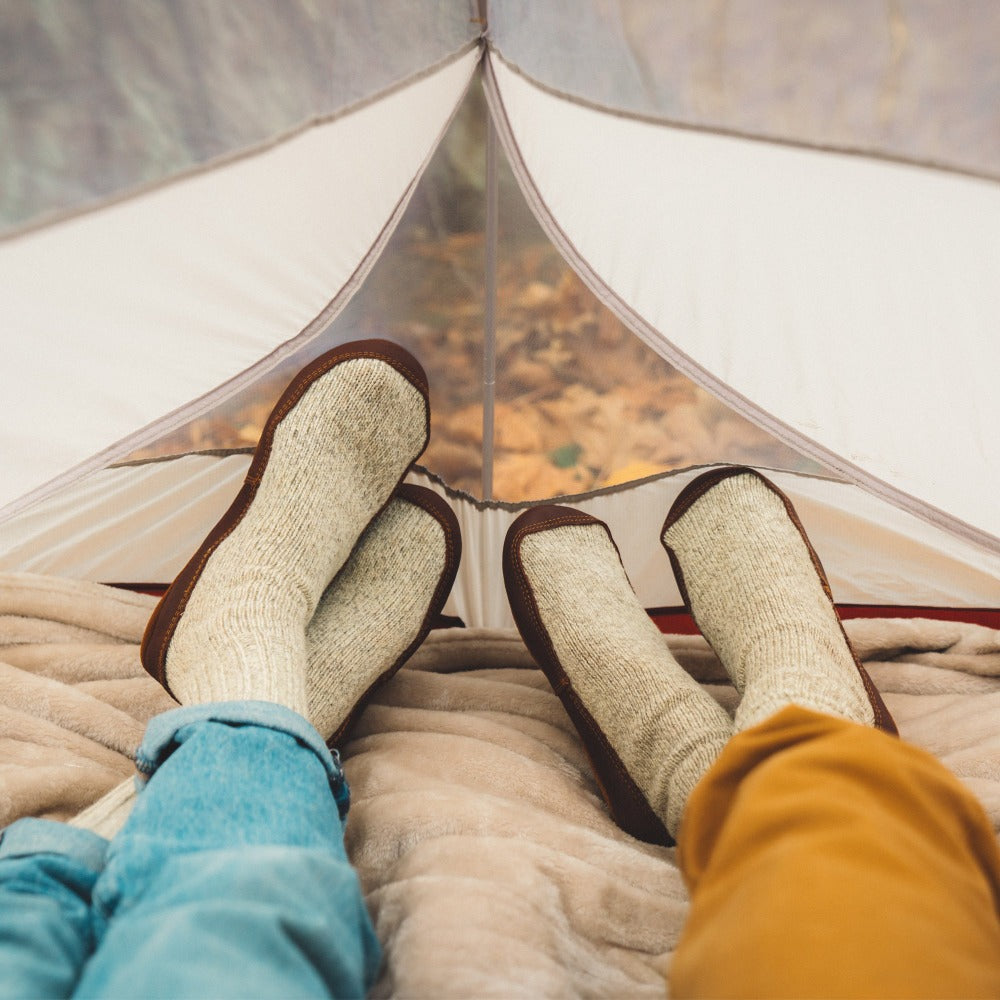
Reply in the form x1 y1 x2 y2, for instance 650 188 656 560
649 605 1000 633
106 585 999 633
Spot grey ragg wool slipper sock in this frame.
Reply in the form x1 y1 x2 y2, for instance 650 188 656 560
504 506 733 844
661 467 896 735
141 339 430 714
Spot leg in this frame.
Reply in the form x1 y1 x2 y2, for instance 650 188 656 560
69 780 135 842
75 703 379 999
661 467 895 735
671 706 1000 998
70 483 461 841
0 819 106 999
504 506 733 844
662 467 1000 997
72 341 459 995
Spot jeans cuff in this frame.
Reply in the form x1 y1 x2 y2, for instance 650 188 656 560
137 702 350 819
0 817 108 871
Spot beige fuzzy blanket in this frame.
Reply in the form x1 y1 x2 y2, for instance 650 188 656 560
1 572 999 997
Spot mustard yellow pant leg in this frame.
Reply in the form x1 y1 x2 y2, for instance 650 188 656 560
670 706 1000 999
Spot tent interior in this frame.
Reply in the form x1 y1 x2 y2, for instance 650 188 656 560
1 1 997 628
0 2 999 991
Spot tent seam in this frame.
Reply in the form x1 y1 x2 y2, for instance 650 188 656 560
407 462 841 515
102 453 834 512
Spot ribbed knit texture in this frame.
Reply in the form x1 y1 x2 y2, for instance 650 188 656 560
165 358 426 712
662 473 875 732
520 524 732 838
307 495 448 743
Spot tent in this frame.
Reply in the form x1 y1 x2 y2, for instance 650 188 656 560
1 4 999 993
1 0 998 624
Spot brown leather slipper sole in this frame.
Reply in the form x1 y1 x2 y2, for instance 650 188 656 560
504 505 674 846
325 482 462 749
661 466 898 736
140 338 431 696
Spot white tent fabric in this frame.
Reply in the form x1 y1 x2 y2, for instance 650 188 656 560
0 49 477 518
486 55 1000 552
0 1 997 611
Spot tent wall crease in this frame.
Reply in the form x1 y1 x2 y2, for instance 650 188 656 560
484 53 1000 554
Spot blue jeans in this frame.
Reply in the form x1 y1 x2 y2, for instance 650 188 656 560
0 703 381 999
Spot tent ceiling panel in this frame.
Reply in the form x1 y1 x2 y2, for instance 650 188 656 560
1 0 480 234
489 0 1000 181
489 57 1000 553
0 49 477 520
1 459 996 626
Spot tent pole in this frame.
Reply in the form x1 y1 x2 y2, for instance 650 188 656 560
481 107 498 500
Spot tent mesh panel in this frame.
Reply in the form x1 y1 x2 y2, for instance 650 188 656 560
124 80 823 501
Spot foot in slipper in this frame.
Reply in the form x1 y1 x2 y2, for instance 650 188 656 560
308 483 460 747
661 467 896 735
141 339 430 717
81 482 459 839
504 507 733 844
